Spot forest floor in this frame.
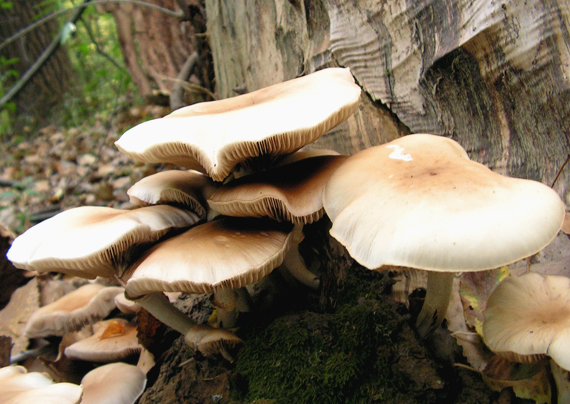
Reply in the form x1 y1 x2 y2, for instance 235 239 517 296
1 109 567 403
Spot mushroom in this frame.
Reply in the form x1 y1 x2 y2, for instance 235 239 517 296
123 217 298 331
64 318 142 362
483 273 570 367
482 273 570 403
80 362 146 404
7 205 201 278
323 134 565 337
115 67 361 182
24 284 122 339
127 170 218 220
207 154 348 288
0 365 82 404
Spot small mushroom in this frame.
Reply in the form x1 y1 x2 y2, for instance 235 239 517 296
7 205 200 278
0 365 82 404
64 318 142 362
482 273 570 403
323 134 565 337
115 67 361 182
24 284 122 339
127 170 218 220
80 362 146 404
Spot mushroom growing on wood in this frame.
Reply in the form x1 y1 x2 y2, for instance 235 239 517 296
24 284 122 339
207 154 348 288
115 67 361 182
123 217 298 330
7 205 200 278
323 134 565 337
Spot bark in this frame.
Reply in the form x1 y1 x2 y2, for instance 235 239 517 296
204 0 570 201
0 0 74 130
98 0 214 105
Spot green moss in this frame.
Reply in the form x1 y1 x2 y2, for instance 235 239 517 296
233 271 404 404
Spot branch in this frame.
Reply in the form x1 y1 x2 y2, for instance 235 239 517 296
0 0 92 109
0 0 184 52
170 51 198 111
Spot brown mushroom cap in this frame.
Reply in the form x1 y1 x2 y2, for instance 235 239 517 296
208 155 348 225
323 134 565 271
482 273 570 370
115 68 361 181
80 362 146 404
64 318 142 362
127 170 218 219
24 284 122 338
124 217 295 297
7 205 201 278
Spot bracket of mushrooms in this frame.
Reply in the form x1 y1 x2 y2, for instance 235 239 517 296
6 67 362 359
323 134 565 337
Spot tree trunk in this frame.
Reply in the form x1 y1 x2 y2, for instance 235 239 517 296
0 0 73 131
98 0 214 106
204 0 570 201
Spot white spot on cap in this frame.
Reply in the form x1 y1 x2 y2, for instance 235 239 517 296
387 145 413 161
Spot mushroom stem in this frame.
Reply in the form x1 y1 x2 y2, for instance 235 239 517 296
212 288 238 328
136 292 196 335
415 271 455 338
282 225 320 289
550 360 569 404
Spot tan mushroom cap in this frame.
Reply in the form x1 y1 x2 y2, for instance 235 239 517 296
24 284 122 338
80 362 146 404
124 217 295 297
7 205 201 278
127 170 218 219
323 134 565 271
208 155 348 225
482 273 570 370
64 318 142 362
3 382 82 404
0 366 53 403
115 68 361 181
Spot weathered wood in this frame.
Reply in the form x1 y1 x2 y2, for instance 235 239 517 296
205 0 570 200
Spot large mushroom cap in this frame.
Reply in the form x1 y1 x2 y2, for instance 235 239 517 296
483 273 570 370
115 68 361 181
124 217 295 297
80 362 146 404
7 205 201 278
208 155 348 225
323 134 565 271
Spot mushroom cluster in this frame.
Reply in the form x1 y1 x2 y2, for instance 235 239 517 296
6 67 362 362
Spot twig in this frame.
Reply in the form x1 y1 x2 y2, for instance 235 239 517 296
550 154 570 189
170 51 199 111
0 0 184 52
79 16 127 73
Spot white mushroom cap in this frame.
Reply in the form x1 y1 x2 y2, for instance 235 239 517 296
208 155 348 225
7 205 201 278
80 362 146 404
64 318 142 362
115 68 361 181
24 284 122 338
483 273 570 370
124 217 296 297
127 170 218 219
0 366 53 402
323 134 565 271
